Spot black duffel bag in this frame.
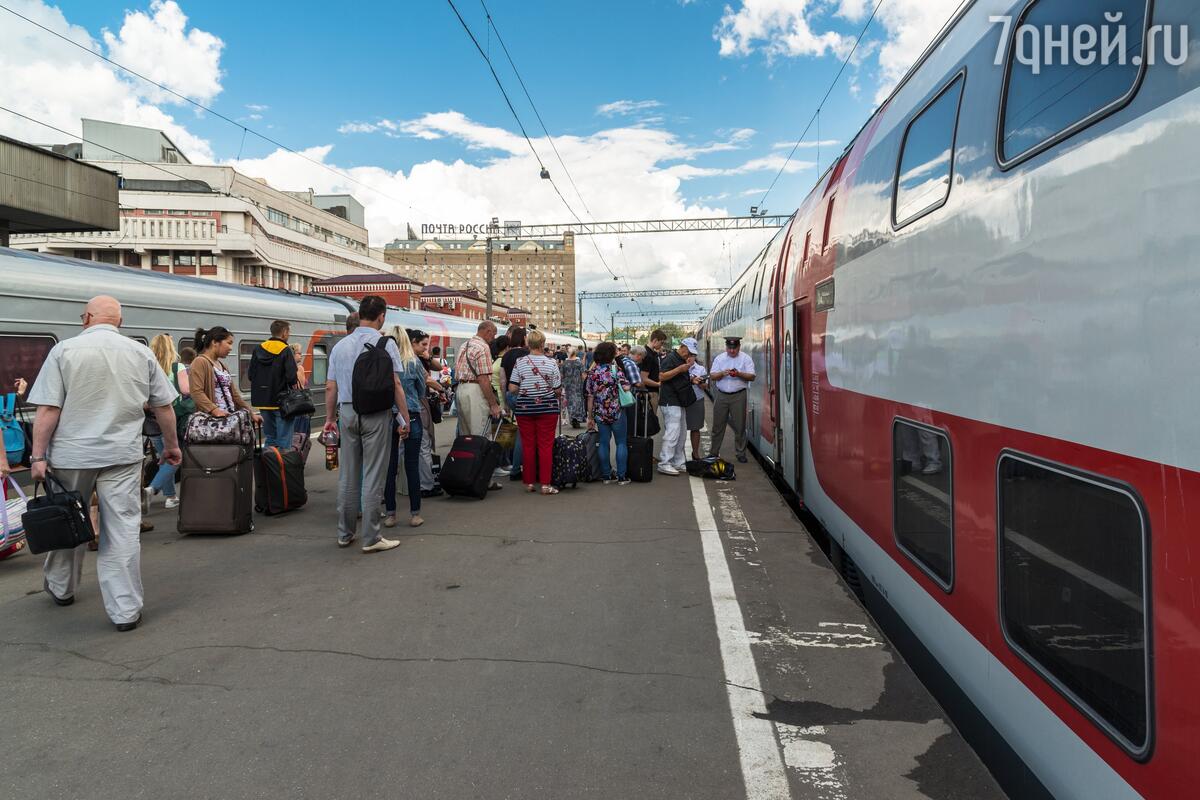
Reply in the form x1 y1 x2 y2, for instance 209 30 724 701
278 388 315 420
21 471 96 554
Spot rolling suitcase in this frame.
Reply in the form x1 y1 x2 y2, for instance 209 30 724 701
441 420 502 500
255 445 308 515
629 396 655 483
576 429 603 482
552 421 589 489
178 443 255 534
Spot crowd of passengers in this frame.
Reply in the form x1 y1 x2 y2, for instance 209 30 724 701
0 293 756 632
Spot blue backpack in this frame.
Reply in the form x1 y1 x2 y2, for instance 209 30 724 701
1 394 24 463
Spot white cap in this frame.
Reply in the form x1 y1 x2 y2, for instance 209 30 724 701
681 337 699 355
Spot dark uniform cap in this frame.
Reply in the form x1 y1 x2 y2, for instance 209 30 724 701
725 337 742 346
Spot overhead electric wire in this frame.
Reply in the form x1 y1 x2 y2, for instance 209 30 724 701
0 1 437 220
758 0 886 208
446 0 624 286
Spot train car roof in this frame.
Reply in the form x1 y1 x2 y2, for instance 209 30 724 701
0 247 346 324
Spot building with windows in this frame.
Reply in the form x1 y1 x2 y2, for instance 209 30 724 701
384 233 576 332
10 119 392 291
310 273 423 310
419 284 488 321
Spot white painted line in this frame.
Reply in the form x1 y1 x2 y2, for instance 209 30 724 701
690 475 791 800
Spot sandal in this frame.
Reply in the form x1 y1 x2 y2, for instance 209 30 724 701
541 485 559 495
525 484 537 493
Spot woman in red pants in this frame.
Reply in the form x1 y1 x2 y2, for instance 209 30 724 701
506 329 563 495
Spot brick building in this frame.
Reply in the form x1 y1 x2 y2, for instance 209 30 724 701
419 284 488 321
311 273 423 310
384 233 576 332
504 308 531 327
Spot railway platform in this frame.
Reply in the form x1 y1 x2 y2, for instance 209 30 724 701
0 411 1003 799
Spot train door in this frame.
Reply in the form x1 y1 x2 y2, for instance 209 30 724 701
792 304 804 502
776 298 797 484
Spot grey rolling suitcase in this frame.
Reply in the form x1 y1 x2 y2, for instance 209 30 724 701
177 443 255 534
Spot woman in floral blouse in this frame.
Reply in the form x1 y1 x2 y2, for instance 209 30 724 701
585 341 634 485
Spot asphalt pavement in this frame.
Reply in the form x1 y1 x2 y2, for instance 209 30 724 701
0 412 1003 800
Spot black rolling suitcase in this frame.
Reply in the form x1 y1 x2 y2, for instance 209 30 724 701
441 420 502 499
255 445 308 515
177 443 255 534
629 395 655 483
552 419 589 488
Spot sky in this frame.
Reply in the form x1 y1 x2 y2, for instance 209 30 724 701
0 0 962 324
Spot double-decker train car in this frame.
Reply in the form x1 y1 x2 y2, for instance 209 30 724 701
0 247 583 433
699 1 1199 797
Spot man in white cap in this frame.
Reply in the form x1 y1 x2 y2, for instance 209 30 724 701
708 336 756 463
655 337 700 475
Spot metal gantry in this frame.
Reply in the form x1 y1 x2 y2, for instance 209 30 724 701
513 215 790 238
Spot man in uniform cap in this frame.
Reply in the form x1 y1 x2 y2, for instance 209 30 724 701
707 336 756 463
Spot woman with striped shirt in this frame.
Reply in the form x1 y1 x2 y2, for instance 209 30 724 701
507 329 563 495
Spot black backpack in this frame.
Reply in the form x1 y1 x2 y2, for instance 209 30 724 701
351 335 396 414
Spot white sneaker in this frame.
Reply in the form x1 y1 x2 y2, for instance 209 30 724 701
921 463 943 475
362 537 401 553
164 496 180 509
492 466 511 477
657 464 681 476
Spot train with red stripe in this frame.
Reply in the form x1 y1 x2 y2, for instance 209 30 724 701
698 1 1198 797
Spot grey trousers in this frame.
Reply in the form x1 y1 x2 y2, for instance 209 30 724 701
708 390 749 458
43 461 143 625
419 423 435 492
337 404 392 545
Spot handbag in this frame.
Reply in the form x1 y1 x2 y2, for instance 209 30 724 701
1 393 25 463
278 388 315 419
185 408 255 445
611 365 635 408
171 362 197 418
495 416 518 450
21 471 96 555
2 475 28 549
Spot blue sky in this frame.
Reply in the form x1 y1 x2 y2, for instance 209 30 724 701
2 0 961 295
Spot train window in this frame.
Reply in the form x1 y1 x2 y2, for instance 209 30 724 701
815 278 834 312
311 344 329 386
998 453 1150 756
238 342 256 392
894 73 965 228
802 230 812 268
999 0 1150 168
892 420 953 590
178 338 195 353
0 334 56 399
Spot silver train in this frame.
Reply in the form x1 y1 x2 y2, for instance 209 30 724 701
0 247 585 429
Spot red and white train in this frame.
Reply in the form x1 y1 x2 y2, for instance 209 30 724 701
699 1 1198 797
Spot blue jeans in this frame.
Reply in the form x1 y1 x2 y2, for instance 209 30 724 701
260 409 296 450
149 435 177 497
506 391 523 473
597 413 629 480
385 416 423 515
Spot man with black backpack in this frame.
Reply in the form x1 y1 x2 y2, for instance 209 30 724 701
248 320 299 449
323 296 411 553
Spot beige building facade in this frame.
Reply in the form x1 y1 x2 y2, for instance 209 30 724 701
11 120 391 291
384 233 576 333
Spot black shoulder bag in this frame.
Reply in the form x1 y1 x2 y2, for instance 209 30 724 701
21 471 97 554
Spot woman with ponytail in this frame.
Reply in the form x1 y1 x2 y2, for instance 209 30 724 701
188 326 259 422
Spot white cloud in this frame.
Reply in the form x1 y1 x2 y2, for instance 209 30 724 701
101 0 224 105
232 112 778 293
714 0 965 105
246 103 269 112
871 0 963 103
596 99 663 117
0 0 218 162
715 0 856 61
